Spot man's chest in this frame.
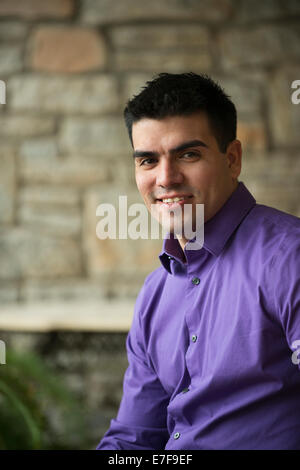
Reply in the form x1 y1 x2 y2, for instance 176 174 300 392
145 264 286 397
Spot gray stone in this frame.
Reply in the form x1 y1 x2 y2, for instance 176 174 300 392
243 178 300 216
213 75 263 117
113 49 212 73
1 332 42 354
92 272 146 299
0 229 20 280
0 227 82 280
59 117 129 155
241 151 300 215
81 0 233 24
241 151 300 185
0 146 15 224
19 185 80 207
18 140 110 185
21 279 105 302
0 115 56 138
0 22 28 41
0 44 22 74
103 153 136 188
0 282 19 303
9 75 119 114
220 25 300 68
235 0 283 22
109 24 210 48
268 66 300 147
20 137 58 160
17 205 82 237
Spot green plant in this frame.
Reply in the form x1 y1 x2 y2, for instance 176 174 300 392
0 348 88 450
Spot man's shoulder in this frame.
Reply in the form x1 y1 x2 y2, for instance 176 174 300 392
252 203 300 226
137 264 168 300
143 264 168 289
133 265 168 322
247 203 300 237
245 203 300 256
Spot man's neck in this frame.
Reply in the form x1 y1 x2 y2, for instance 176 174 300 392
175 181 240 262
177 236 188 263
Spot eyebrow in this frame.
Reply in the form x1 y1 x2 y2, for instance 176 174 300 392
132 139 208 159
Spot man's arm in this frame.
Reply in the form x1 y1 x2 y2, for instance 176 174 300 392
271 232 300 370
96 285 170 450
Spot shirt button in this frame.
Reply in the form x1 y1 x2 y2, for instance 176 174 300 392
192 334 197 343
173 432 180 440
192 277 200 285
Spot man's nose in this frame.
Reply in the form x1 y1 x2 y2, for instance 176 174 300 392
156 160 184 187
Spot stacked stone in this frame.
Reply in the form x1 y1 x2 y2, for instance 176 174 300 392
0 0 300 450
1 0 300 305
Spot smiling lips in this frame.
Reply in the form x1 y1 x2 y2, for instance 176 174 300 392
156 195 193 207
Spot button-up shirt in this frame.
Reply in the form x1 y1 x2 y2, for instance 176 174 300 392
97 182 300 450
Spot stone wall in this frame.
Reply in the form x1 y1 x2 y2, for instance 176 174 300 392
1 0 300 306
0 0 300 449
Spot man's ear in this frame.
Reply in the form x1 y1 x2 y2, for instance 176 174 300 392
226 139 242 179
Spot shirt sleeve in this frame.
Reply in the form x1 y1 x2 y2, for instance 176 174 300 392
96 283 170 450
272 233 300 371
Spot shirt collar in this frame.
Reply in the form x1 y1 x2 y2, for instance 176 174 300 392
159 181 256 273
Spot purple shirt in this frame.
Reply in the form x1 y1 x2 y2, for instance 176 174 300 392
97 182 300 450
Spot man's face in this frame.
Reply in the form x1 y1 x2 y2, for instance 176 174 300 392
132 112 241 242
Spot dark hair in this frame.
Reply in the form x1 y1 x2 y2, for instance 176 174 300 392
124 72 237 153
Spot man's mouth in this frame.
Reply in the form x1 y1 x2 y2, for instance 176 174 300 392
155 195 193 207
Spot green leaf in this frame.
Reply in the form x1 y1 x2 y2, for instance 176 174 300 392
0 378 41 449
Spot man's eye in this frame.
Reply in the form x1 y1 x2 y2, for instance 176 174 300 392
181 152 198 159
140 158 156 166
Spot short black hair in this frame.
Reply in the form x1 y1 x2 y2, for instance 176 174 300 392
124 72 237 153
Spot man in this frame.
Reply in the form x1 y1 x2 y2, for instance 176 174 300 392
97 73 300 450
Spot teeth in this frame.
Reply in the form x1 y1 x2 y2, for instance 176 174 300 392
162 197 185 203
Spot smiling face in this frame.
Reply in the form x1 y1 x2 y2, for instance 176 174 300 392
132 112 242 249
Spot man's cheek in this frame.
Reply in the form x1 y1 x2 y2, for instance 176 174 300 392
135 177 145 196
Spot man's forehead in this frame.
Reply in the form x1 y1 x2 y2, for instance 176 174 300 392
132 114 212 152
